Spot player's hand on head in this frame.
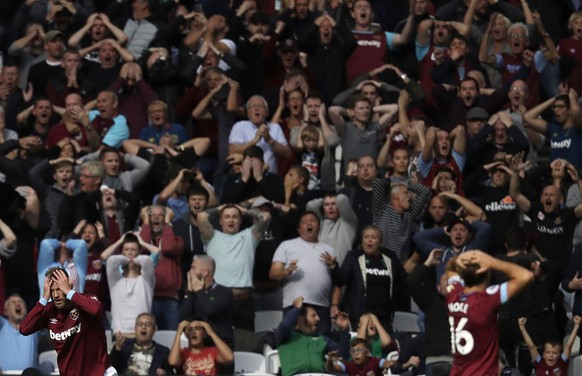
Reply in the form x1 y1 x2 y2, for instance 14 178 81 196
52 269 72 295
43 275 52 300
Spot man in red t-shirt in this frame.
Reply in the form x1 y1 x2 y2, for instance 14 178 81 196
445 250 533 376
19 267 115 376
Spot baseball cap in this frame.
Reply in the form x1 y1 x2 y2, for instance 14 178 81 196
250 11 270 25
252 197 273 208
44 30 64 43
465 107 489 121
446 213 473 233
279 38 298 52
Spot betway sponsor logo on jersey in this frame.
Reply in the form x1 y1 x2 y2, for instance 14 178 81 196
50 323 81 341
448 302 468 314
366 267 390 276
357 40 381 48
551 139 572 149
485 196 515 211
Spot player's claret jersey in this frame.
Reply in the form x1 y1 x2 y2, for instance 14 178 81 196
446 277 504 376
19 292 110 376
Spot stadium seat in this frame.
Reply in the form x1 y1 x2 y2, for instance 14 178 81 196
153 330 188 349
105 329 113 353
569 354 582 376
234 351 267 374
254 310 283 333
265 349 280 375
38 350 58 373
393 311 420 333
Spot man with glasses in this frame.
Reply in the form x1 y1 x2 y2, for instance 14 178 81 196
229 95 291 174
524 88 582 168
110 313 172 375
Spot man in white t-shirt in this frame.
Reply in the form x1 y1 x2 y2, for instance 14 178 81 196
270 211 336 333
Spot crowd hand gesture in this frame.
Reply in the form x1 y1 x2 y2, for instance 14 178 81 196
326 350 342 364
211 74 229 94
334 311 350 330
51 268 73 296
187 268 205 292
249 33 271 43
114 331 127 351
319 251 336 270
569 272 582 290
177 320 191 336
236 0 255 17
284 171 300 191
18 135 42 150
293 296 303 309
566 162 580 182
164 207 175 224
455 250 494 274
285 259 298 277
120 61 143 82
522 49 534 67
424 248 444 267
486 12 498 33
299 52 308 68
22 83 34 103
140 206 151 224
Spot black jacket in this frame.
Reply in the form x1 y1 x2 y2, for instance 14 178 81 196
109 339 172 375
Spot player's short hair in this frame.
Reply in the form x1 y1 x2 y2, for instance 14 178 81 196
458 263 489 287
45 266 69 279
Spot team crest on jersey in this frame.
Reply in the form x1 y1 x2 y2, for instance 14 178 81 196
555 217 562 225
70 308 79 321
553 368 562 375
50 318 58 325
486 285 500 295
92 260 102 269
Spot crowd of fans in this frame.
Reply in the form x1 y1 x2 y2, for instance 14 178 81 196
1 0 582 374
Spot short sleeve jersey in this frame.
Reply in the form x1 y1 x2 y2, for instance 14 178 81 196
533 353 569 376
546 122 582 169
446 277 505 376
180 346 219 375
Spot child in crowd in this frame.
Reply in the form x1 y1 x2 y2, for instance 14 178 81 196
326 338 395 376
356 313 394 358
518 315 581 375
296 124 324 189
168 319 233 375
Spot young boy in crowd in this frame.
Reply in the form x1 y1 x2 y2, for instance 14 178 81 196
326 338 395 376
296 125 324 189
518 315 582 375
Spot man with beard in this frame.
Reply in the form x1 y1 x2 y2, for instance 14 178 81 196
0 294 43 371
413 214 492 283
27 30 66 97
139 205 184 330
109 61 157 138
20 267 115 376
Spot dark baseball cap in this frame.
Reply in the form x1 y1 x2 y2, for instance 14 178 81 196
465 107 489 121
279 38 298 52
446 213 473 233
250 11 270 25
44 30 64 43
